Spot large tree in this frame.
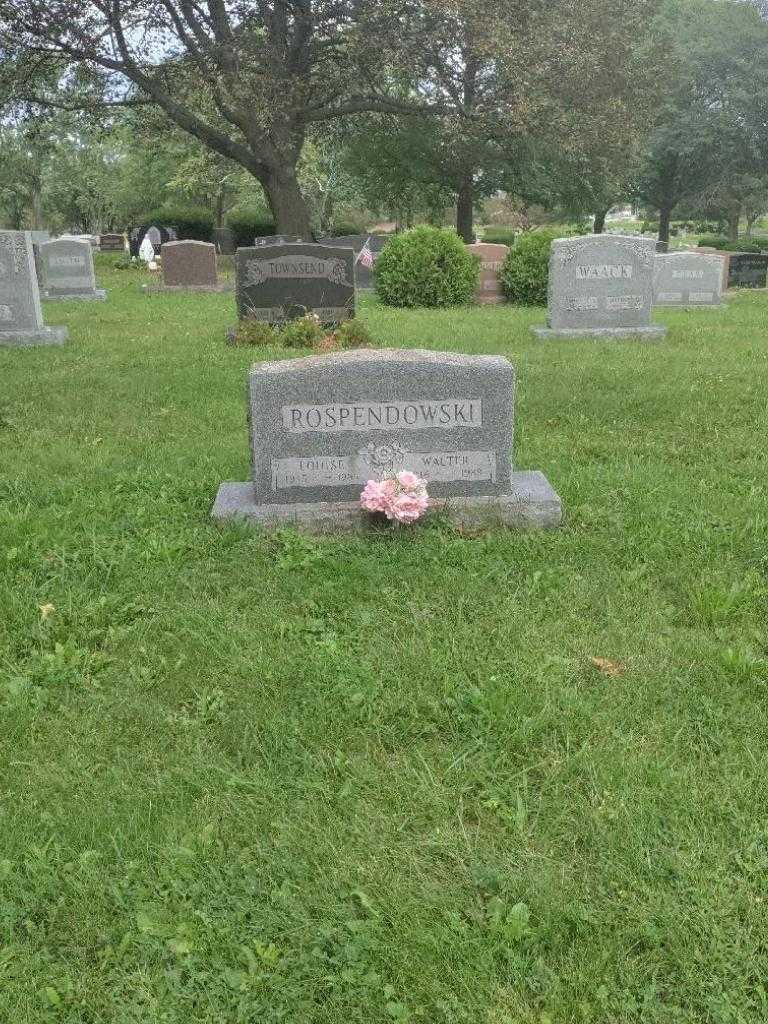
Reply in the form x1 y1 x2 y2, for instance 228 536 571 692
0 2 450 237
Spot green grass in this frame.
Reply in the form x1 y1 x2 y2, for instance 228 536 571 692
2 258 768 1023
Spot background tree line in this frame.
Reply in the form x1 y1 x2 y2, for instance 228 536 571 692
0 0 766 243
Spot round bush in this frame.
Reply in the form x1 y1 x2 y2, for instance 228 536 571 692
374 226 479 308
500 231 557 306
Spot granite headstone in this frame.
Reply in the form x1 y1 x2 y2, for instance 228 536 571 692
254 235 304 247
100 233 125 252
467 243 508 304
234 242 355 325
39 237 106 301
653 251 725 307
160 240 222 290
0 230 68 346
727 253 768 289
212 348 562 532
533 234 666 340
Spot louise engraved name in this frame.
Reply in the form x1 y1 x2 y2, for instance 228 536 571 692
283 399 482 434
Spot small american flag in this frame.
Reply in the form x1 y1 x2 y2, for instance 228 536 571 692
356 238 375 269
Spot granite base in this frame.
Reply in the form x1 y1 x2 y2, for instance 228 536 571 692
532 325 667 342
212 471 563 533
0 326 69 347
42 290 107 301
143 282 233 293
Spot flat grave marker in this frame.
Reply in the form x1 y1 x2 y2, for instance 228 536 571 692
213 348 562 532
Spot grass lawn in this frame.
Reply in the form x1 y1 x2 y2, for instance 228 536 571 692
2 258 768 1023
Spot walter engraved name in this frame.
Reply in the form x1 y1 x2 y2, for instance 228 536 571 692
283 399 483 434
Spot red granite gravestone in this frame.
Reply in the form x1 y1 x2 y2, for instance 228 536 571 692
467 243 508 305
161 240 218 289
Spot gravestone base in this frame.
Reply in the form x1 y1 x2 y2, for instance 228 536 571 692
42 289 107 301
142 282 233 294
0 326 69 347
532 325 667 342
212 470 562 533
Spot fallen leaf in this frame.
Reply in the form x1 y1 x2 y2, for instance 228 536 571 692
39 603 55 620
590 656 625 678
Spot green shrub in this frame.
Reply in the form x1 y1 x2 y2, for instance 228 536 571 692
279 315 325 349
374 226 479 308
482 227 516 246
231 320 279 346
698 236 729 250
326 222 365 237
143 206 214 242
335 318 373 349
226 210 277 248
500 230 557 306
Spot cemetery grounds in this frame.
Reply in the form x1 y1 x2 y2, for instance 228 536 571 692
1 256 767 1023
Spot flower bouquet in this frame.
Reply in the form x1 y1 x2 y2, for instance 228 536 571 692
360 471 430 525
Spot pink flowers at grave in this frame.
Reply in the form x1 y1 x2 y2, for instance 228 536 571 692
360 471 430 524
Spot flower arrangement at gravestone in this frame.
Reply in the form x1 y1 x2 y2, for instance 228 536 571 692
360 471 430 524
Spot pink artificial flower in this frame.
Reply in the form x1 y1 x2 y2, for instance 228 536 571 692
386 492 430 524
396 470 423 491
360 478 396 514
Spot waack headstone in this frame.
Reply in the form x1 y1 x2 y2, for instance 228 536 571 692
234 242 355 326
533 234 666 341
653 251 725 307
467 243 508 305
39 238 106 301
159 240 225 291
212 348 562 532
727 252 768 290
0 231 68 346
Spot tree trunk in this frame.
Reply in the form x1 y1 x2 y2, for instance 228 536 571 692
456 175 475 243
30 187 44 230
593 208 610 234
727 209 740 243
215 191 225 230
745 213 757 240
658 205 673 245
261 166 313 239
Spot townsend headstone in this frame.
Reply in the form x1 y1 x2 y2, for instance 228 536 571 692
159 240 225 291
467 243 508 305
100 233 125 252
727 252 768 289
0 230 68 346
234 242 355 326
653 251 725 307
212 348 562 532
533 234 666 341
39 237 106 301
254 235 304 247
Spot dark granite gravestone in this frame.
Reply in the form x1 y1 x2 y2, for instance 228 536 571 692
39 237 106 301
129 224 177 259
254 235 304 247
100 233 125 252
160 240 220 289
0 230 68 346
317 234 388 289
467 243 508 304
727 253 768 289
212 349 562 532
533 234 666 341
653 251 725 307
234 242 355 325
